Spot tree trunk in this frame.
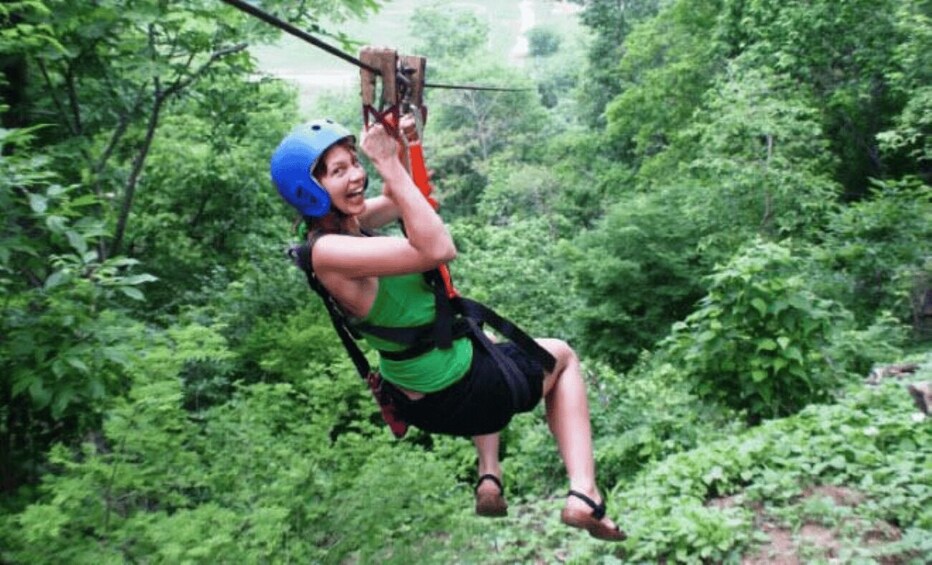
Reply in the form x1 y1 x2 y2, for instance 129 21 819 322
109 87 165 259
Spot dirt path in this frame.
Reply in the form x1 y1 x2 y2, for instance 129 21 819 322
509 0 535 60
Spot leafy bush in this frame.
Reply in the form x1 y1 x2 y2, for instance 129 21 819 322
450 218 582 340
526 26 561 58
586 357 743 487
0 322 468 563
816 177 932 333
1 126 155 489
570 191 704 367
667 239 850 421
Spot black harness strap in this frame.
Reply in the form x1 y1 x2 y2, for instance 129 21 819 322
292 243 370 379
289 235 557 411
454 296 557 374
292 241 410 438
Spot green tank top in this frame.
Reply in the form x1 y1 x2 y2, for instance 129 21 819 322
356 273 473 392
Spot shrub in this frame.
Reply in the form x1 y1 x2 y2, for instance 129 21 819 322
666 239 849 422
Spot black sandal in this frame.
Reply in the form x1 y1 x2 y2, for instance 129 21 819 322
474 474 508 517
560 489 626 542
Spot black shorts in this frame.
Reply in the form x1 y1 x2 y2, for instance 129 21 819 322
383 341 546 437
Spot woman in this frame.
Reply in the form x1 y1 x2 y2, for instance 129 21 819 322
270 117 624 541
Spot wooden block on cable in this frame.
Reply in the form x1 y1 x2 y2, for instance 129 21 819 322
399 55 426 109
359 47 398 109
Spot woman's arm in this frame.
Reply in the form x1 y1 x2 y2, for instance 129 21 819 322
313 123 456 279
357 116 424 231
359 195 400 230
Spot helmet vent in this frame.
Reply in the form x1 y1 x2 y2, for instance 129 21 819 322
296 186 304 198
311 125 321 131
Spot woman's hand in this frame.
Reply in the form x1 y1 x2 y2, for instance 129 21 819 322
399 113 419 143
360 123 400 165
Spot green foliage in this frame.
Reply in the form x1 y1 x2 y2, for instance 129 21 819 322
816 177 932 331
605 0 722 166
876 2 931 170
410 2 489 60
449 218 581 340
1 126 153 488
4 0 339 274
570 0 661 127
716 0 918 198
544 129 635 228
676 62 840 240
587 357 743 487
525 26 586 114
1 321 468 563
129 77 298 312
666 240 851 421
570 191 704 367
600 360 932 563
526 26 560 58
0 1 60 55
425 64 548 218
475 161 561 230
2 0 930 562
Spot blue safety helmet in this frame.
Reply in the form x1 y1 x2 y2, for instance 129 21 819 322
270 119 355 218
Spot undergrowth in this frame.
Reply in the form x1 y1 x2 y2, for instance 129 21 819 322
437 354 931 564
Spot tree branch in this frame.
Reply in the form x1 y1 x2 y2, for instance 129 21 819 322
94 86 148 176
160 42 248 102
109 78 163 259
64 65 83 136
35 59 78 137
107 41 248 258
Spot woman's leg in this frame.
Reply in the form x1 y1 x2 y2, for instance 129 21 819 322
473 433 508 516
538 338 620 533
473 433 502 481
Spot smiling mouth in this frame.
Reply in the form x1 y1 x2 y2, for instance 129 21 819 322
347 188 365 199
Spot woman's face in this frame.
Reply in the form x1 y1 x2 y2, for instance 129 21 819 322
317 143 367 216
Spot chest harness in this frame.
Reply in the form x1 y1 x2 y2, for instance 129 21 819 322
289 232 556 438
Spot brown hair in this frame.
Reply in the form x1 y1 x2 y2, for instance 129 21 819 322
300 137 358 236
311 137 356 181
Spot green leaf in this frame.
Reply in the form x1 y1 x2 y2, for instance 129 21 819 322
28 192 47 213
120 286 145 300
50 388 75 419
65 357 89 373
45 215 67 233
65 230 87 255
786 346 804 363
122 274 158 285
44 270 66 290
751 298 767 316
757 338 777 351
698 330 717 343
29 379 51 409
11 372 37 397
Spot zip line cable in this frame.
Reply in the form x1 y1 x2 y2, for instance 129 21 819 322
418 82 526 93
219 0 527 93
219 0 379 73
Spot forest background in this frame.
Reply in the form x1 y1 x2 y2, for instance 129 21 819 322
1 0 930 562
